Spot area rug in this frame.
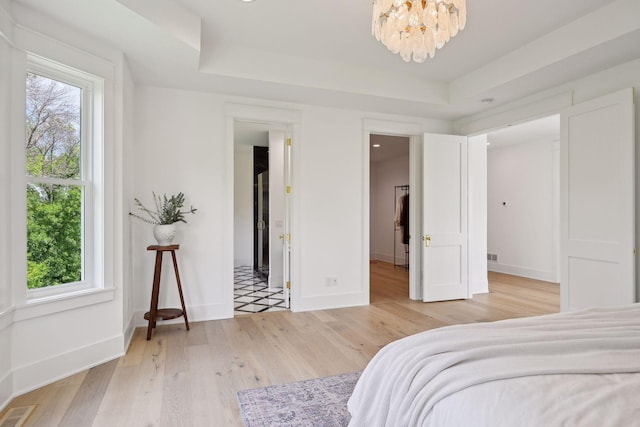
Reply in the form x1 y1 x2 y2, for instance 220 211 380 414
237 371 361 427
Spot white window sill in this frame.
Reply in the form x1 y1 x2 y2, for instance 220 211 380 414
27 280 96 300
13 286 116 322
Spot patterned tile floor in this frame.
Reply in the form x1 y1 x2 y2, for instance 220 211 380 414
234 266 288 315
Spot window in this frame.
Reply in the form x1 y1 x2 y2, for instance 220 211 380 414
25 57 102 296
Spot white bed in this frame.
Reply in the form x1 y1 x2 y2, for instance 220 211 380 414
347 305 640 426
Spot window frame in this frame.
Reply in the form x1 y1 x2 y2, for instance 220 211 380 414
25 54 104 301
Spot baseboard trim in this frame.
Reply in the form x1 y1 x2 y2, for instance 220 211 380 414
133 302 232 327
268 274 284 288
489 263 555 283
123 313 136 352
370 253 407 265
298 292 366 312
11 335 124 399
0 371 12 413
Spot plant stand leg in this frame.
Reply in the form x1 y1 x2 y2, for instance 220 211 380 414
146 250 163 340
171 250 190 331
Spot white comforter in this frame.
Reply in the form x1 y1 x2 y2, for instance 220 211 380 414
347 305 640 426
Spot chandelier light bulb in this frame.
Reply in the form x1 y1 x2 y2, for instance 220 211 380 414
372 0 467 63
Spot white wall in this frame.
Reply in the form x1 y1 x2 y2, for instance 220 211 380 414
487 138 557 282
268 130 285 288
0 15 14 407
468 135 489 295
297 107 366 307
234 146 253 267
132 87 226 322
370 153 410 264
135 91 452 316
0 16 10 315
121 57 136 345
0 5 129 410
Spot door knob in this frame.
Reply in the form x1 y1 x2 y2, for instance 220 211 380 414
425 234 431 247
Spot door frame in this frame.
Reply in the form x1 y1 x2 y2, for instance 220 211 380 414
462 95 573 296
363 119 424 301
363 96 571 303
225 104 302 316
459 91 636 310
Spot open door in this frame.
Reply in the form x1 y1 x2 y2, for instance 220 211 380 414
561 88 635 311
282 133 292 308
268 130 285 289
422 133 469 302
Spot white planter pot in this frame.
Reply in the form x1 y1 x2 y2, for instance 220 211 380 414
153 223 176 246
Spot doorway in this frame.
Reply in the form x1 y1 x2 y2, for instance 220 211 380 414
369 134 412 303
233 121 289 315
477 89 634 311
485 115 560 284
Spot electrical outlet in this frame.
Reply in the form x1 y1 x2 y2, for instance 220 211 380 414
492 254 498 261
325 277 338 287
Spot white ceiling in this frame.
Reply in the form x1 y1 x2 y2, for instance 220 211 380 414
370 135 410 163
11 0 640 119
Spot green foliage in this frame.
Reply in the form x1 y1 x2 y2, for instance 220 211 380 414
27 185 82 288
130 192 197 225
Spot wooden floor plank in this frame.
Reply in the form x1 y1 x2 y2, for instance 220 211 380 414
15 372 87 427
160 325 193 427
126 335 167 427
187 343 229 426
91 365 141 427
1 264 559 427
57 359 118 427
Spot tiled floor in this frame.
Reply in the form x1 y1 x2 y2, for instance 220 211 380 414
234 266 288 315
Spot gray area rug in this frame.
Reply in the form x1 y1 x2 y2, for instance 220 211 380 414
237 371 361 427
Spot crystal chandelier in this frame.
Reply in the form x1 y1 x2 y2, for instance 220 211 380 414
372 0 467 63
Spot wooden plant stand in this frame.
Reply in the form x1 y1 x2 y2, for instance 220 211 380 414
145 244 190 340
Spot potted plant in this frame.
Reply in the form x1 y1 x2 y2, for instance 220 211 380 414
129 192 197 246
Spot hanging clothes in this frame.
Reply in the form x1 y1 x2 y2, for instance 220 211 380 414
394 194 404 228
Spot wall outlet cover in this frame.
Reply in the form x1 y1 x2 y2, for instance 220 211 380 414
325 277 338 287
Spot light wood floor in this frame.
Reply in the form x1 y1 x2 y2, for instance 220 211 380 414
3 264 559 426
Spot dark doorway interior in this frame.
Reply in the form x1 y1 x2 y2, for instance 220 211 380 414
253 146 269 279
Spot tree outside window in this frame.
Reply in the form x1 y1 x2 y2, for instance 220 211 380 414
25 72 84 289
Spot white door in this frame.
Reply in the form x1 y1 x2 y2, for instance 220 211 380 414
282 133 292 308
422 133 469 302
268 131 285 289
561 88 635 311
